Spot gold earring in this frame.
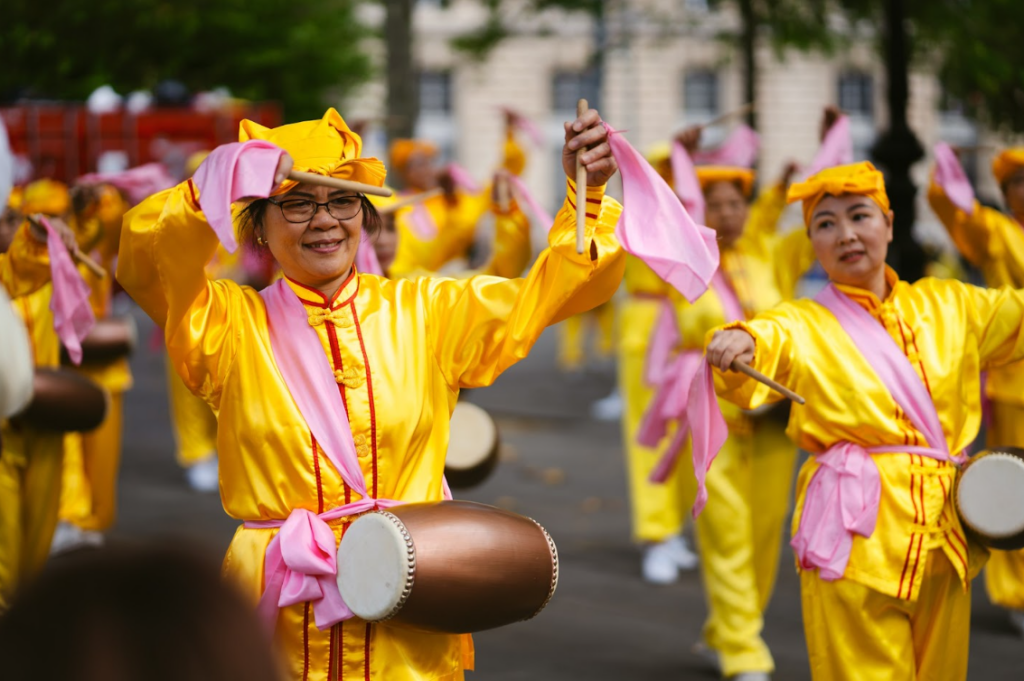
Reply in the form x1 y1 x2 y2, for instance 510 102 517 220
256 231 266 246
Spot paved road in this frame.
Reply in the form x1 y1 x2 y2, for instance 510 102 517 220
109 306 1024 680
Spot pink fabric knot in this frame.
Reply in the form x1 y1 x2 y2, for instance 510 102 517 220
790 443 881 581
257 508 352 632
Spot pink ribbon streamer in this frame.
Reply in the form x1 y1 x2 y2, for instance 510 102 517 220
693 125 760 168
78 162 176 206
500 108 545 147
804 115 853 177
608 125 719 303
446 163 482 194
506 173 554 230
355 230 385 276
39 217 95 365
933 142 976 215
192 140 286 253
648 276 742 495
669 141 706 224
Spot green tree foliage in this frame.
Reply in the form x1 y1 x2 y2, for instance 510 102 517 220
0 0 374 120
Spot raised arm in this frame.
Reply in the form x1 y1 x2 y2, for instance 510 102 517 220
928 179 1024 285
116 180 241 396
965 282 1024 370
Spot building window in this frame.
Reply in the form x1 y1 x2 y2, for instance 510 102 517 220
552 69 601 113
683 69 720 120
420 71 452 115
837 70 875 161
837 71 873 118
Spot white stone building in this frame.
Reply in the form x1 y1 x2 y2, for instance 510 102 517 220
348 0 1016 250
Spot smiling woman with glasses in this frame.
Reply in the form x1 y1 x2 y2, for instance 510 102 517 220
116 107 624 681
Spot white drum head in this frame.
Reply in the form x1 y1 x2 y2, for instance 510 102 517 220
446 402 497 471
958 453 1024 538
336 512 414 622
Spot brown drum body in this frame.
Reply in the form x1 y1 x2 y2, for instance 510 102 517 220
61 317 137 366
444 402 500 489
955 447 1024 551
336 500 558 634
12 369 107 432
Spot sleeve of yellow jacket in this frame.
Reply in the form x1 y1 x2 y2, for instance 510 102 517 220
422 179 623 389
927 179 1024 287
0 222 52 299
475 202 532 278
117 180 230 395
741 184 787 258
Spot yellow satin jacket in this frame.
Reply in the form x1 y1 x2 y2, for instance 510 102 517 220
713 268 1024 601
117 177 623 680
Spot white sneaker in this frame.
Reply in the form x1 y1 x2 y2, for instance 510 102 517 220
1009 610 1024 637
730 673 770 681
642 540 679 585
186 455 220 493
590 389 623 422
664 534 699 571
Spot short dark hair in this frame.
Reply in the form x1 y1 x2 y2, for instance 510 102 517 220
237 194 382 253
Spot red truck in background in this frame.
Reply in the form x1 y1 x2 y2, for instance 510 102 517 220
1 102 282 183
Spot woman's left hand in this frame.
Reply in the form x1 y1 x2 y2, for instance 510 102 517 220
562 108 617 187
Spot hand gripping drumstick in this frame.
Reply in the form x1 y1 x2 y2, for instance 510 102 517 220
575 99 588 255
287 170 394 198
731 361 806 405
28 215 107 279
377 188 444 215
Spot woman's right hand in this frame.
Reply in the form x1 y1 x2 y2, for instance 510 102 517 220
272 153 294 192
706 328 756 372
676 126 702 155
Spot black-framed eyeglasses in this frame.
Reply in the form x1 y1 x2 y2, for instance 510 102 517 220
268 195 364 223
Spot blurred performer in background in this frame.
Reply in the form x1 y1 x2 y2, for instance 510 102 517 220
706 161 1024 681
928 146 1024 635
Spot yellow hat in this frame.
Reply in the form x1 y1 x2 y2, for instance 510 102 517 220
992 148 1024 187
185 150 211 178
389 139 438 174
502 130 526 177
787 161 890 227
6 186 23 211
21 179 70 217
696 166 756 197
239 108 386 195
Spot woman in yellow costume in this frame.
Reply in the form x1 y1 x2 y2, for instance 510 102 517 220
0 183 81 610
928 147 1024 635
705 161 1024 681
117 106 624 680
386 116 526 278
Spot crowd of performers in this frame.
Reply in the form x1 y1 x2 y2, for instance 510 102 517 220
1 97 1024 681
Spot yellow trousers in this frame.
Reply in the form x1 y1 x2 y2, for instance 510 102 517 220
0 430 64 609
166 357 218 467
801 549 970 681
982 400 1024 610
58 392 124 531
695 419 795 677
557 301 616 372
618 298 696 542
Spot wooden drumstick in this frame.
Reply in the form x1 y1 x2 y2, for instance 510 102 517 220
28 215 107 279
377 188 444 215
731 361 806 405
287 170 394 198
698 102 755 130
575 99 588 255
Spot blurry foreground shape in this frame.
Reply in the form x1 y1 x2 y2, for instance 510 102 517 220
0 543 284 681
